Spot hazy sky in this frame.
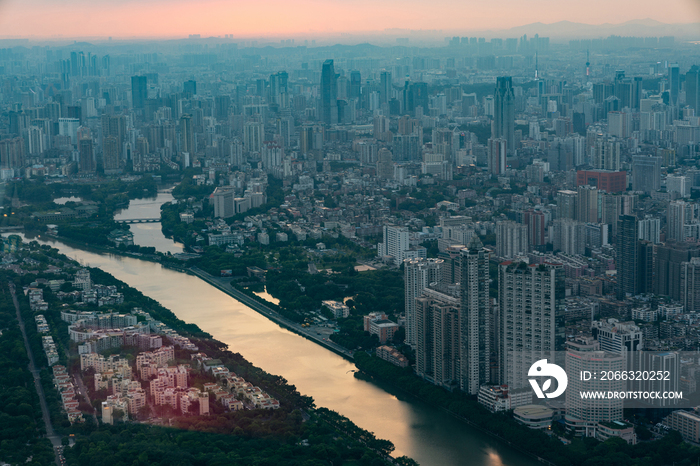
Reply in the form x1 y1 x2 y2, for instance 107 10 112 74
0 0 698 39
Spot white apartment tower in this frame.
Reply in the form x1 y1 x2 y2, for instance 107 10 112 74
404 257 443 348
378 225 410 266
565 337 625 437
498 261 565 389
460 236 491 394
495 220 528 259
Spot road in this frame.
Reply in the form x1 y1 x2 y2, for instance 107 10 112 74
73 374 98 424
188 267 354 360
10 282 64 466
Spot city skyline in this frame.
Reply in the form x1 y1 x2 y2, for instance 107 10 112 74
0 0 699 40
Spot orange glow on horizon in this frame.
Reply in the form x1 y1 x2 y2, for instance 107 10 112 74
0 0 698 39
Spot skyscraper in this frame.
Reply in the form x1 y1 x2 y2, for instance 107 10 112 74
495 220 528 258
460 236 490 394
179 114 194 156
103 136 120 173
131 76 147 109
415 285 460 388
380 71 392 104
557 190 577 220
523 210 546 251
669 64 680 106
616 215 638 300
686 66 700 113
349 71 361 100
269 71 288 106
405 257 443 348
576 185 599 224
78 137 95 173
655 241 700 300
320 59 338 125
498 261 565 390
183 80 197 97
487 137 506 175
0 137 25 169
376 148 393 180
681 258 700 313
632 155 662 193
493 77 515 155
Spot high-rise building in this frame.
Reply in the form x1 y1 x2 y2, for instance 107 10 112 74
415 285 460 388
405 257 443 348
211 187 235 219
406 82 429 115
552 219 586 255
379 226 410 266
632 155 662 193
655 241 700 300
131 75 147 109
667 200 692 242
557 190 578 220
616 215 638 300
576 185 599 223
102 114 127 147
523 210 546 251
667 175 691 198
592 319 643 353
495 221 528 258
487 137 507 175
600 193 635 235
78 137 95 173
376 148 394 180
262 142 283 173
681 257 700 313
565 337 625 437
58 117 80 145
638 240 654 294
179 114 194 156
498 261 565 390
638 216 661 243
493 77 515 155
320 59 338 125
243 120 264 153
183 80 197 97
27 126 45 156
215 95 231 121
0 137 25 169
686 66 700 113
269 71 288 106
380 71 392 104
669 64 680 106
103 136 120 173
460 236 490 394
593 137 621 171
349 71 361 100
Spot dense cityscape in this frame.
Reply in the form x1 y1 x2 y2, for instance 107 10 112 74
1 2 700 465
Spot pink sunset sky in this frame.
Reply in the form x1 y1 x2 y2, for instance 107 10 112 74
0 0 698 39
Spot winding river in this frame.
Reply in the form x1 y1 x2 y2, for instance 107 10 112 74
21 192 535 466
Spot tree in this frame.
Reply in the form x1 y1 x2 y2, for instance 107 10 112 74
112 408 125 422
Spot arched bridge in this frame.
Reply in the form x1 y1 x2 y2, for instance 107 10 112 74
115 218 160 224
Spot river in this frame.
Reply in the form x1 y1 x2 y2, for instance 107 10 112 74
113 191 184 255
18 193 536 466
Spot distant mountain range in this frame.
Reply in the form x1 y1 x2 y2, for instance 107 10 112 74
475 19 700 40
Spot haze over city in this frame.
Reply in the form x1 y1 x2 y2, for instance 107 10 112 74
1 1 700 466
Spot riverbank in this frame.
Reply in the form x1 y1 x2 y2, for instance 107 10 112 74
188 266 355 361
